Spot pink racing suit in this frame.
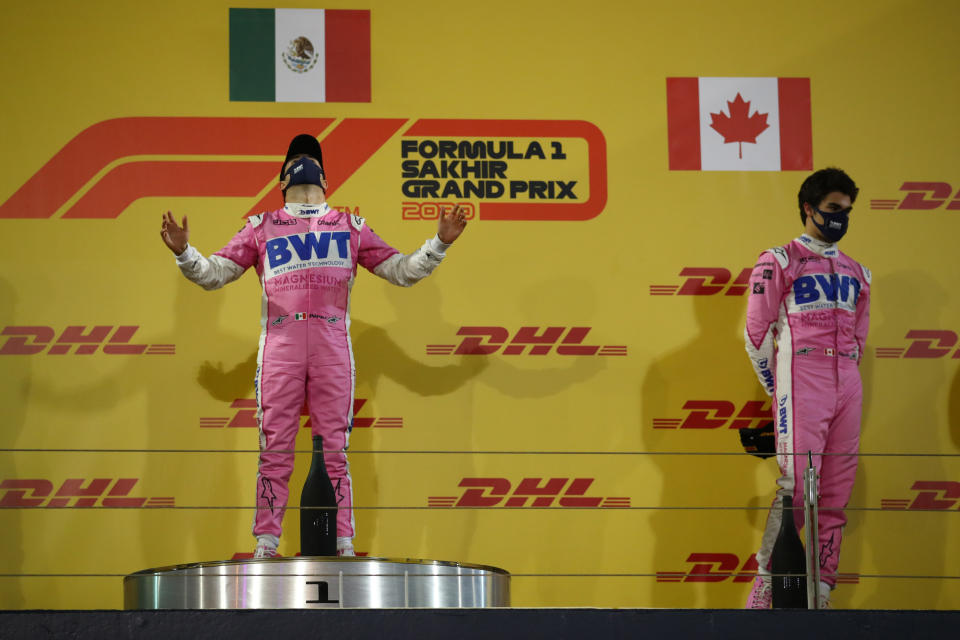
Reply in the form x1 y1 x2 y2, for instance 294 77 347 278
744 234 871 587
175 202 451 545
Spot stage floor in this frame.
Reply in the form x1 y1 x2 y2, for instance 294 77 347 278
2 608 959 640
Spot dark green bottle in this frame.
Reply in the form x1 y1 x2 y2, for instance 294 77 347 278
299 435 337 556
771 495 808 608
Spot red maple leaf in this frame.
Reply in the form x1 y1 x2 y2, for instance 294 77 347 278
709 93 770 159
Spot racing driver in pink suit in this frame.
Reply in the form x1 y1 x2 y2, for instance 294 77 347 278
160 134 468 558
744 168 870 609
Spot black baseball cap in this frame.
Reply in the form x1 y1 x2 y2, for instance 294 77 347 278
281 134 324 179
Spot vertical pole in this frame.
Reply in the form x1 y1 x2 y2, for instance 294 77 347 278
804 451 821 609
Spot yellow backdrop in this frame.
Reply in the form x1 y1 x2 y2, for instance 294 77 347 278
1 0 958 610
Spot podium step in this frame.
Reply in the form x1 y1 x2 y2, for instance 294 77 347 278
124 556 510 609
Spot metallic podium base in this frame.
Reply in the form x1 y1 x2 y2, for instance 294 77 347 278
124 557 510 609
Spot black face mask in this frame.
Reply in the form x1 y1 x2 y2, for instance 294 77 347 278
811 205 851 242
283 158 325 188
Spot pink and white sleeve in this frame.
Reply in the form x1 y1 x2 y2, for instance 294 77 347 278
175 217 259 291
854 263 871 364
356 217 450 288
744 249 787 396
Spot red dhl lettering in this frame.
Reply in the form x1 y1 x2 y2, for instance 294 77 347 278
427 477 630 508
0 326 174 356
870 182 960 211
649 267 753 296
199 398 401 429
652 400 772 430
426 326 627 357
657 553 859 584
875 330 960 359
881 481 960 511
0 478 174 508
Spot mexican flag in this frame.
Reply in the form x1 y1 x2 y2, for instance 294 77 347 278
229 8 371 103
666 77 812 171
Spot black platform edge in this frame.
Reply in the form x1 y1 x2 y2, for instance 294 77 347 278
1 609 958 640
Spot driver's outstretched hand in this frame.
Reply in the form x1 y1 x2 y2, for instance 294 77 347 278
161 211 189 255
437 204 468 244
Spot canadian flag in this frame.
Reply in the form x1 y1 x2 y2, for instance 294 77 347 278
666 77 812 171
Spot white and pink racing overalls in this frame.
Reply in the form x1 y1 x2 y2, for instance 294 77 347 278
175 202 451 545
744 233 871 587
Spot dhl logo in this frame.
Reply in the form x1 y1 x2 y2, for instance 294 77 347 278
881 481 960 511
427 326 627 356
870 182 960 211
199 398 401 429
0 478 173 508
649 268 752 296
0 117 606 222
0 326 173 356
657 553 858 584
875 330 960 359
428 477 630 508
652 401 771 430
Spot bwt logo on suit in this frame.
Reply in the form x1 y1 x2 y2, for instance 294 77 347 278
266 231 352 270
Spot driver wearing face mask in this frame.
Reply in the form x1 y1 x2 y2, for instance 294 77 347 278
743 168 870 610
161 134 468 560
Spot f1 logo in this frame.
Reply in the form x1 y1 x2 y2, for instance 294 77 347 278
1 117 607 222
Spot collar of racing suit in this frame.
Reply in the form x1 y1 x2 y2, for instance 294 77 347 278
284 202 331 217
797 233 839 258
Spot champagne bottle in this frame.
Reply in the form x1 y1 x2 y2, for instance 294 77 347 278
771 495 808 608
299 435 337 556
